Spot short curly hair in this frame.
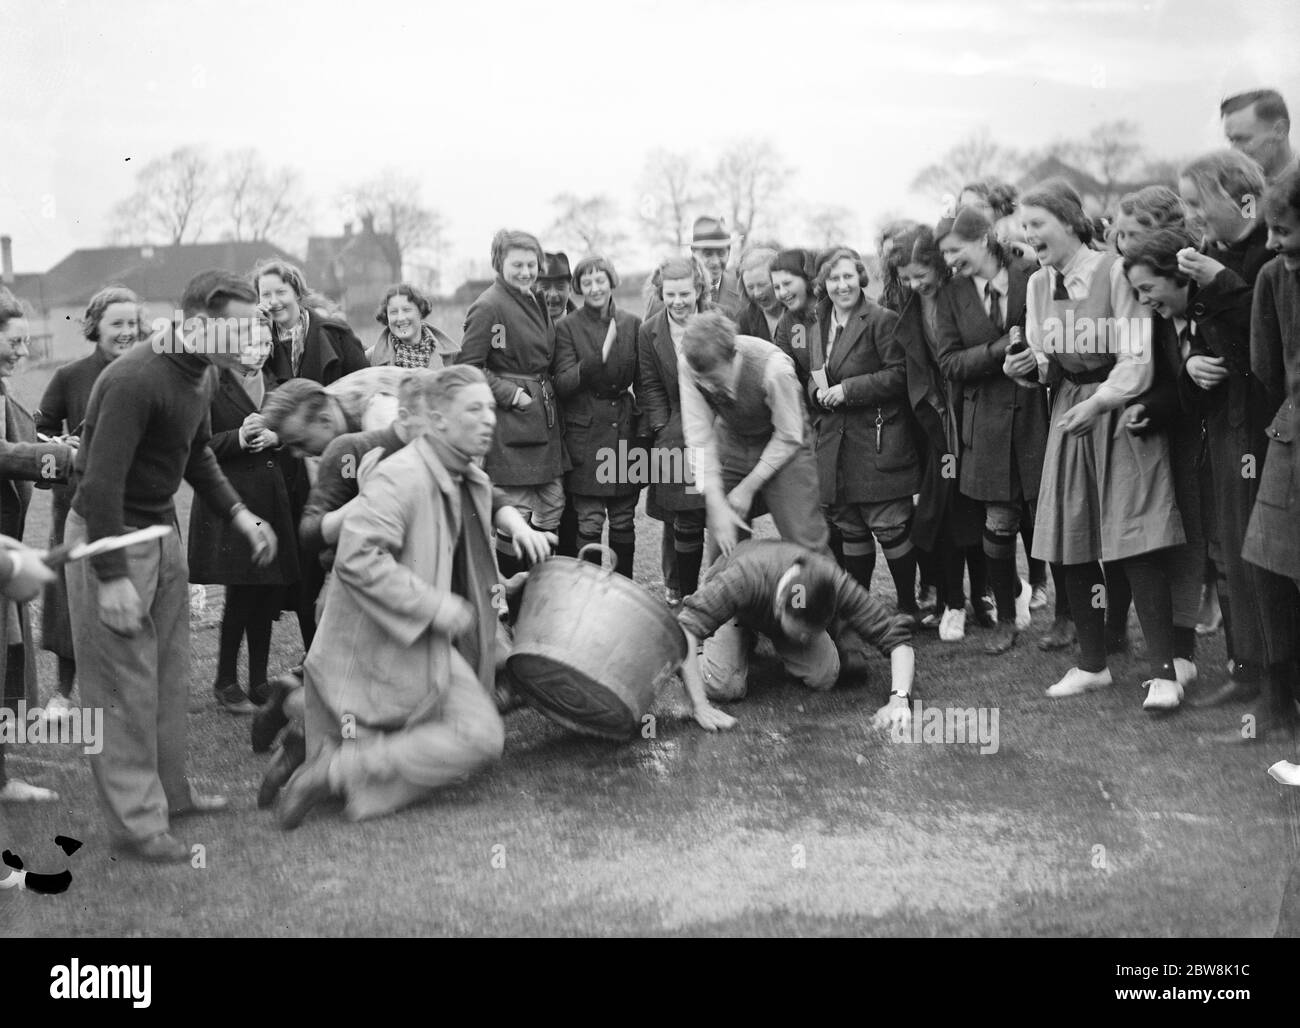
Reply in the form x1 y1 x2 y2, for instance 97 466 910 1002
647 254 711 310
252 258 308 299
375 283 432 326
82 285 141 341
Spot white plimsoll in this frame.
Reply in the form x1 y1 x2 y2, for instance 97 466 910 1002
1173 658 1198 688
1046 666 1113 698
1142 677 1183 711
0 779 59 803
1267 761 1300 787
43 693 76 725
1014 577 1032 630
939 607 966 642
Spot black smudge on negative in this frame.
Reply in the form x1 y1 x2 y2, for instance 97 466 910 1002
55 835 82 856
2 850 23 870
23 869 72 895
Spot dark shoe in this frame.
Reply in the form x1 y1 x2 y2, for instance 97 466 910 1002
251 674 298 753
216 683 258 715
118 832 190 864
984 623 1018 655
1038 617 1077 651
258 729 306 810
971 595 997 629
277 738 337 830
1187 678 1261 709
248 680 271 706
172 792 229 818
493 668 528 716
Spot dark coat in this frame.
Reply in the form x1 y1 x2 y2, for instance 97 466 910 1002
458 276 565 486
268 308 369 387
934 259 1048 503
187 369 302 586
1243 257 1300 578
645 269 743 320
35 346 114 657
0 381 74 705
808 296 920 505
554 302 643 497
636 310 705 513
736 302 776 342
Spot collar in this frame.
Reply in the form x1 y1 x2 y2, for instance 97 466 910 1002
413 434 489 496
973 266 1010 295
1056 244 1091 282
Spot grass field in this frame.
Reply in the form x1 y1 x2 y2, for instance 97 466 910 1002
1 356 1298 937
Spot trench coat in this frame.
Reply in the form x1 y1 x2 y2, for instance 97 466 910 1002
304 436 501 730
458 277 566 486
268 308 369 387
636 310 707 514
807 296 920 505
934 258 1048 503
187 368 302 587
0 381 75 705
553 301 643 498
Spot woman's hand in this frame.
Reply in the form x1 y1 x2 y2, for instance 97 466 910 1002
820 384 846 408
1125 402 1150 434
1176 248 1226 287
1058 397 1101 437
514 390 533 411
1186 354 1229 390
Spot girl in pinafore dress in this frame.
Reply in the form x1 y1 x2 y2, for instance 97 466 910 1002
1006 179 1187 711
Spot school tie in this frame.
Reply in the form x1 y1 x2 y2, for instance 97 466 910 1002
826 322 841 363
985 281 1004 332
1052 271 1070 301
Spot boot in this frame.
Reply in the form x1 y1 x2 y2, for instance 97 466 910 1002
844 553 875 592
610 536 635 580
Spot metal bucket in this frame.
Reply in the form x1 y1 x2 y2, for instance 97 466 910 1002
508 544 686 739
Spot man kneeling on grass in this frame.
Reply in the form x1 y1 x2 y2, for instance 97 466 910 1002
278 365 519 828
676 539 916 732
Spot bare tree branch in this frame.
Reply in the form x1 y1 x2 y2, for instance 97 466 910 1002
108 146 216 245
636 149 706 250
547 193 626 258
708 139 793 251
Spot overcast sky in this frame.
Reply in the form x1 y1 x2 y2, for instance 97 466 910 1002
3 0 1298 281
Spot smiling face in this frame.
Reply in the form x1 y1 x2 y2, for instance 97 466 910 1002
824 258 863 313
661 276 699 325
938 232 988 278
385 295 423 342
1125 263 1187 320
239 319 274 372
538 279 571 319
501 248 539 292
1019 204 1081 270
257 273 301 328
0 317 30 377
770 270 808 312
579 269 612 309
1265 205 1300 270
693 246 729 288
1178 176 1247 244
742 265 779 312
899 261 942 297
95 301 140 361
429 381 497 457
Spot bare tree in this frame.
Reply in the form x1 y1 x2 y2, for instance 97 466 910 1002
223 149 308 244
708 139 793 251
344 171 445 280
1069 120 1144 206
548 193 626 257
804 205 860 251
108 146 215 245
909 128 1022 207
636 149 706 249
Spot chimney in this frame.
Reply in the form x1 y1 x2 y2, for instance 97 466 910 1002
1 236 12 286
343 221 353 238
361 213 375 235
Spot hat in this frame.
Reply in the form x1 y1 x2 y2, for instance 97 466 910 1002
539 251 572 282
935 205 992 244
770 248 814 284
690 216 732 250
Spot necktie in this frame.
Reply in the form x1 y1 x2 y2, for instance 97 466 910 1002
985 282 1004 332
1052 271 1070 301
827 322 841 363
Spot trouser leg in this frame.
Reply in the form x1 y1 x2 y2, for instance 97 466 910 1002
698 619 751 702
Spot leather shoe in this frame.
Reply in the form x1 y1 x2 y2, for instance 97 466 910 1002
1187 678 1260 708
172 792 229 818
277 738 338 830
1038 617 1076 651
118 832 190 864
984 623 1018 655
251 673 299 753
216 683 258 715
258 729 307 809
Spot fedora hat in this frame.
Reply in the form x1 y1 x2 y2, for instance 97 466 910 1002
539 251 572 281
689 216 732 250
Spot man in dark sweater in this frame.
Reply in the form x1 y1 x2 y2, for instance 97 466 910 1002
676 539 916 733
65 270 279 864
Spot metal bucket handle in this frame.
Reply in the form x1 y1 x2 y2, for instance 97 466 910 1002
576 543 618 576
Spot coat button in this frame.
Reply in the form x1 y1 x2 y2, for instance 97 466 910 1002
266 460 275 468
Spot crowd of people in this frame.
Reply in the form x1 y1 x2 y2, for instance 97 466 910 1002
0 87 1298 861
